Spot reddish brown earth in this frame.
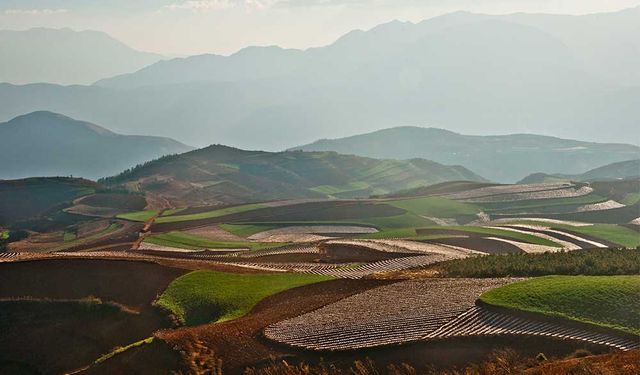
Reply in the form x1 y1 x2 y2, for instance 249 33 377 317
0 259 188 375
525 348 640 375
0 259 186 309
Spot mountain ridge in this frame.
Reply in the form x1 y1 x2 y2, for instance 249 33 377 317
0 111 193 180
292 126 640 183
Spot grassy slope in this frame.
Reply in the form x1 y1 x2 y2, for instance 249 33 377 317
555 224 640 248
480 275 640 335
156 270 332 325
427 226 562 247
386 196 480 218
144 231 285 251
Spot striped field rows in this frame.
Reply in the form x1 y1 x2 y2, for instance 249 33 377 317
426 306 639 351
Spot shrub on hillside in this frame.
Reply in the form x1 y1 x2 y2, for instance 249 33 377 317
438 248 639 278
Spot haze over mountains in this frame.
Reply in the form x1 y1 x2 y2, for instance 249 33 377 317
294 127 640 183
0 28 163 85
0 7 638 149
0 112 192 180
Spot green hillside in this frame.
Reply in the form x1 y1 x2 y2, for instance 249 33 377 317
102 145 485 206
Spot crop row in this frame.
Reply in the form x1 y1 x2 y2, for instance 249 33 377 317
426 306 639 351
264 278 514 350
461 186 593 203
442 183 573 200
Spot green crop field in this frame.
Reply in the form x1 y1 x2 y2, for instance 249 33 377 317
144 231 285 251
387 196 480 218
477 194 606 213
436 248 640 278
480 275 640 335
554 224 640 248
154 203 267 223
420 226 562 247
156 270 332 325
116 210 159 222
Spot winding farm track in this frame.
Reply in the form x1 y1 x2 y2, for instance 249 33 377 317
425 306 640 351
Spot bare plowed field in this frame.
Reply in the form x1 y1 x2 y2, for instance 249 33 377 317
443 183 575 201
426 305 639 351
264 278 515 350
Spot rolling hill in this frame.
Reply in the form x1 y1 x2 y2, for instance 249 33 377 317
0 111 193 180
1 8 638 149
293 127 640 183
519 159 640 184
0 28 163 85
101 145 485 207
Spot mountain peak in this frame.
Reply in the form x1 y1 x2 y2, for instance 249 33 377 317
6 111 115 136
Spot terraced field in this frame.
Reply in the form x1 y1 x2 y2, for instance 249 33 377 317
425 305 639 350
265 278 515 350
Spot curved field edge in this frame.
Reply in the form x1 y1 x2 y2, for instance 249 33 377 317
479 275 640 335
144 231 286 251
421 226 562 247
156 270 333 326
499 221 640 248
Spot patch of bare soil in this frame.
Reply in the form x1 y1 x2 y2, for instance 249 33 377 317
0 258 185 308
0 299 171 375
424 237 524 254
0 259 187 375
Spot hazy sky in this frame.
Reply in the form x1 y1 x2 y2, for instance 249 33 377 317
1 0 638 55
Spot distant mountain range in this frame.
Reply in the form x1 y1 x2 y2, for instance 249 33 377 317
0 7 638 149
519 159 640 184
0 28 163 85
102 145 484 207
293 127 640 183
0 112 193 180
